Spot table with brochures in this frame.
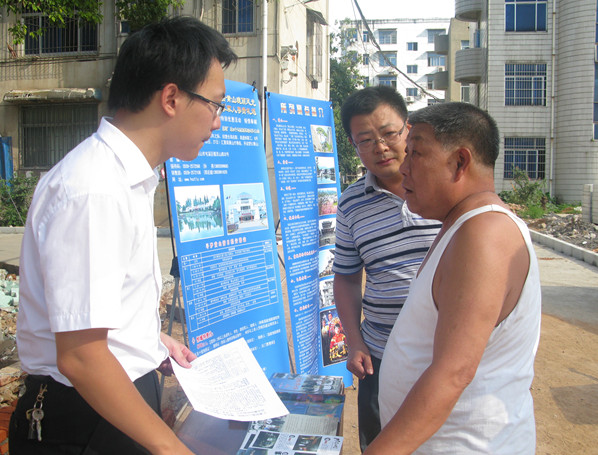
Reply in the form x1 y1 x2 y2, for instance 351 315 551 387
176 373 345 455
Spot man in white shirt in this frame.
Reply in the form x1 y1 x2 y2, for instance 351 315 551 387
10 16 237 454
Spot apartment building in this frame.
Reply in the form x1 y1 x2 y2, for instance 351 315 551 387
0 0 330 177
455 0 598 202
341 17 451 111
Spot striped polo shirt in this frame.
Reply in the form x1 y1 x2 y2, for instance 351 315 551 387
333 172 441 360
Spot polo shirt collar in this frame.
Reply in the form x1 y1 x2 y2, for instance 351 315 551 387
97 117 158 190
364 171 380 194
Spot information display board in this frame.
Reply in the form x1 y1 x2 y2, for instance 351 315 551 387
164 80 290 377
266 92 352 386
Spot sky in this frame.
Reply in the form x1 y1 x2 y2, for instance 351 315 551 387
329 0 455 27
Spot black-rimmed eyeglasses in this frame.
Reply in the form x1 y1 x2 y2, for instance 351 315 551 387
355 122 407 154
181 88 226 117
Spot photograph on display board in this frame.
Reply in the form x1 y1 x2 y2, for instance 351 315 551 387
315 156 336 185
318 249 335 279
310 125 333 153
320 309 348 366
318 279 334 309
173 184 223 242
317 189 338 216
318 218 336 247
223 183 269 235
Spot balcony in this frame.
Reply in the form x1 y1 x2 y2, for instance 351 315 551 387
434 34 449 56
433 71 449 90
455 0 482 22
454 47 486 83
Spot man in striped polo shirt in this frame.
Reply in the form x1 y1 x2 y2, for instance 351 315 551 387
332 86 441 451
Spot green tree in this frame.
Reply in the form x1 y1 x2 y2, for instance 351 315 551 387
116 0 183 33
0 0 184 45
330 19 363 189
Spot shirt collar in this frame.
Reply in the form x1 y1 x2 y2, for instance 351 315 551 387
364 171 379 194
96 117 158 190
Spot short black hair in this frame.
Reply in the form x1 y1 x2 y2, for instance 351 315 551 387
340 85 408 138
408 102 500 167
108 16 237 113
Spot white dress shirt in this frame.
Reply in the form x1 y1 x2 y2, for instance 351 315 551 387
17 117 169 386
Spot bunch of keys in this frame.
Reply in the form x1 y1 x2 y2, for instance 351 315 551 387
26 384 47 442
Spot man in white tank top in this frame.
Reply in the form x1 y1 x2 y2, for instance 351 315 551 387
365 103 541 454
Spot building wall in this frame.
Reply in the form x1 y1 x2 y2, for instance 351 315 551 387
487 0 554 194
446 19 471 102
554 0 598 201
0 1 330 224
0 2 119 172
457 0 598 203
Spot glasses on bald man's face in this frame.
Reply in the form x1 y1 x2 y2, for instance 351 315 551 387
354 122 406 154
181 88 226 117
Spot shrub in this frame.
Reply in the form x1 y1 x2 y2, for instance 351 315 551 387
499 168 557 218
0 175 38 226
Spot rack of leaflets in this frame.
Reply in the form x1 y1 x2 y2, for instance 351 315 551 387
236 373 345 455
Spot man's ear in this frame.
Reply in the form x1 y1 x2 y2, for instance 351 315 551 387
159 83 179 118
453 147 472 181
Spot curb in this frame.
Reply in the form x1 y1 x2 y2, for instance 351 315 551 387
0 227 24 234
530 230 598 268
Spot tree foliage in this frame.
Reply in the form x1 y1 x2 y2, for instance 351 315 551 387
330 19 364 189
0 0 103 44
0 0 185 44
115 0 184 32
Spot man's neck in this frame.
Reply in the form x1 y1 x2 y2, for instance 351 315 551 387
375 175 406 200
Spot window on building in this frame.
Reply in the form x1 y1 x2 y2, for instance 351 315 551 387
363 54 370 65
427 98 444 106
503 137 546 179
505 0 547 32
406 88 418 97
407 42 418 51
378 29 397 45
379 51 397 67
427 29 445 43
222 0 254 34
23 10 97 55
407 65 418 74
427 75 434 89
20 104 98 169
461 40 470 50
306 10 324 83
461 84 471 103
362 30 370 42
427 52 446 67
505 63 547 106
378 76 397 88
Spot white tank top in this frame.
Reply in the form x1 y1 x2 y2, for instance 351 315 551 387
379 204 541 454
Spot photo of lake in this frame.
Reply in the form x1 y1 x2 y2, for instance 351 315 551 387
174 184 224 242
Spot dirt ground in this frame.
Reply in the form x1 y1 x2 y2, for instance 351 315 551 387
161 301 598 455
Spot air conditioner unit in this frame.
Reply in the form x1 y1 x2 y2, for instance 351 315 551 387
405 96 415 103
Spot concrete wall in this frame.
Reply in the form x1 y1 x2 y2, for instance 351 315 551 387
554 0 598 203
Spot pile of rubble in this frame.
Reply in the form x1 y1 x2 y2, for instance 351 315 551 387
526 213 598 253
0 271 22 408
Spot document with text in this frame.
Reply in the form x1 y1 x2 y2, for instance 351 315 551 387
171 338 289 421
